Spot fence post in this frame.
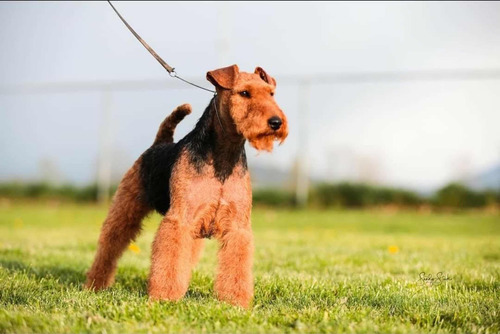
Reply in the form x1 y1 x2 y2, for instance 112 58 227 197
97 90 113 204
295 80 310 207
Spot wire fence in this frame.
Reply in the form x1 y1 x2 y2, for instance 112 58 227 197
1 68 500 204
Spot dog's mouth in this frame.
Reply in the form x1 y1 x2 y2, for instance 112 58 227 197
259 131 286 142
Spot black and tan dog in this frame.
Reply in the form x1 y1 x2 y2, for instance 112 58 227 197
85 64 288 308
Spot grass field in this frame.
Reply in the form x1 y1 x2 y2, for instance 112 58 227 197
0 202 499 333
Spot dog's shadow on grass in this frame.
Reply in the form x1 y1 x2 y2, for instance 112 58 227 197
0 258 144 289
1 258 212 303
0 258 87 287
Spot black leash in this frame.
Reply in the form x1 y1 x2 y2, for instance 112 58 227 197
212 96 224 133
107 1 225 133
107 1 215 94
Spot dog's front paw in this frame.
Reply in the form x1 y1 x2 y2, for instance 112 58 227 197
215 281 253 309
148 280 188 302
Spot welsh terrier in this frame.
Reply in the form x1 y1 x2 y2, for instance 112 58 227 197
85 64 288 308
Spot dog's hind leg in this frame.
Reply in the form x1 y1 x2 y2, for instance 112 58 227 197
85 161 151 290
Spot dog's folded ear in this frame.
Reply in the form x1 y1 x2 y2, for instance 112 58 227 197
254 67 276 87
207 64 239 89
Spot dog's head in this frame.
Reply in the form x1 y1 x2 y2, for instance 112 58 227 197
207 64 288 152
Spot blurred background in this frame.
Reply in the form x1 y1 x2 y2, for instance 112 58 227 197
1 1 499 209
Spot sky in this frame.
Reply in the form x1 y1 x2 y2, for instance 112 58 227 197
1 1 499 191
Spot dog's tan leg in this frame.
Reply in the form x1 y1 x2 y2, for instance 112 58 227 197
214 227 254 308
148 216 194 301
85 162 150 290
190 239 204 268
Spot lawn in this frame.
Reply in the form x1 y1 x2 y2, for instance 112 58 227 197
0 201 499 333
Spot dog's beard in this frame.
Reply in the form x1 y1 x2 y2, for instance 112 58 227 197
245 130 287 152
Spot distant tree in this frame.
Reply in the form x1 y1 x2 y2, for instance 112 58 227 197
434 183 487 208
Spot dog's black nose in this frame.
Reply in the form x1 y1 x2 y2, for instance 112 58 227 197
268 116 282 130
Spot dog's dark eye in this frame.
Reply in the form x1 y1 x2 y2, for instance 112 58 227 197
239 91 250 98
270 92 275 97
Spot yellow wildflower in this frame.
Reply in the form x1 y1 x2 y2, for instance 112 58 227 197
128 243 141 254
388 245 399 254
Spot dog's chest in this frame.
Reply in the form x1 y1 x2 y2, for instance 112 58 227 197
170 152 252 236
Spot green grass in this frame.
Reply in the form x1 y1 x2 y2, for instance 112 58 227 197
0 201 499 333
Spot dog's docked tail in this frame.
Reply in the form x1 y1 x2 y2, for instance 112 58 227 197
153 103 192 145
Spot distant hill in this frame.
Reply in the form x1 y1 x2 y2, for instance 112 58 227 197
466 164 500 191
249 162 500 193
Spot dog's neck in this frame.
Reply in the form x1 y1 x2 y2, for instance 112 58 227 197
185 97 247 182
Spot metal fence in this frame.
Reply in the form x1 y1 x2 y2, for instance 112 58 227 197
1 68 499 204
